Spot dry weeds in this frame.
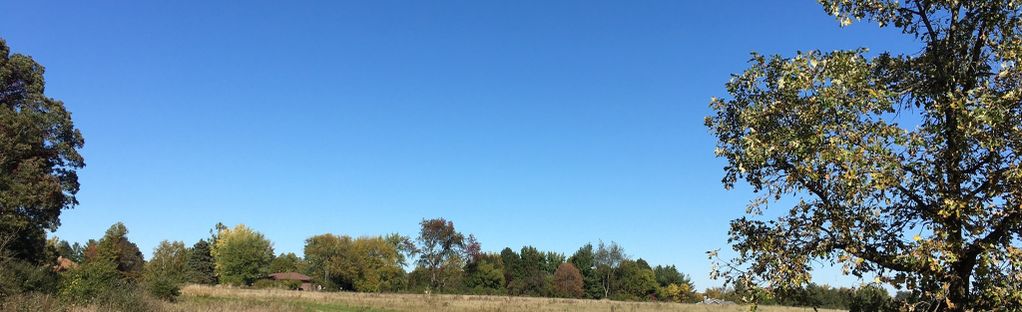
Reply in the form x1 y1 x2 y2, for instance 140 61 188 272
178 285 846 312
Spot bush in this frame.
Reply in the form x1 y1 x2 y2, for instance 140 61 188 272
0 258 58 297
144 275 181 302
58 260 122 303
90 286 165 312
0 292 62 312
252 279 300 290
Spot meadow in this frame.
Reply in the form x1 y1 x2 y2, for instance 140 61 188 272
157 285 845 312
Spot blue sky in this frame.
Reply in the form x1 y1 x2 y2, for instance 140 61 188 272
1 1 918 290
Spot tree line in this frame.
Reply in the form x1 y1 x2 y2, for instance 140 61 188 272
41 218 701 304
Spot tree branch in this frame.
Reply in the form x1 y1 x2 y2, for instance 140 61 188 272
912 0 939 43
963 211 1021 259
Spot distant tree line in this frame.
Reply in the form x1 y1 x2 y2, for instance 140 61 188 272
17 217 698 303
29 217 923 311
702 283 933 312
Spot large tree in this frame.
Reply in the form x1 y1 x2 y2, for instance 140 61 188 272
210 224 274 286
415 218 465 292
0 38 85 263
705 1 1022 310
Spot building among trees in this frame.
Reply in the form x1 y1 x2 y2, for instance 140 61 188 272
268 272 318 291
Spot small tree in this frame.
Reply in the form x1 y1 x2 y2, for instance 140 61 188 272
268 252 303 273
211 224 274 286
613 260 657 300
186 239 216 284
569 243 603 299
553 262 584 298
89 222 144 281
464 253 505 293
143 241 189 301
594 241 625 299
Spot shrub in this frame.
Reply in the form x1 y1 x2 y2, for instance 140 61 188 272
0 258 58 297
58 260 122 304
0 292 62 312
142 241 189 301
144 274 181 301
252 279 300 290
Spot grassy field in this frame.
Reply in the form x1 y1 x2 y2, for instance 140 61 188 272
168 285 845 312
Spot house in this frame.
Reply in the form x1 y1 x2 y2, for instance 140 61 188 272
52 256 78 272
268 272 318 291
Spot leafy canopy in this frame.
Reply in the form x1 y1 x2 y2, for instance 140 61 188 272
0 38 85 263
706 0 1022 310
210 224 274 286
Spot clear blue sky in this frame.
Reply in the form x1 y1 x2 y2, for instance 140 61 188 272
1 1 917 290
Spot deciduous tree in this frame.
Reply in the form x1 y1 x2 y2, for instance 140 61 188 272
210 224 273 286
143 241 189 301
0 38 85 263
415 218 465 291
268 252 303 273
706 1 1022 310
553 262 584 298
89 222 144 281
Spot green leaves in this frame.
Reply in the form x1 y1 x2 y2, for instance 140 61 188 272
210 224 274 286
0 38 85 263
708 1 1022 310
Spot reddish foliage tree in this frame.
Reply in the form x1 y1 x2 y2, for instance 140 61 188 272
553 262 584 298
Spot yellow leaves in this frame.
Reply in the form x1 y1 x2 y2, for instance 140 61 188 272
840 17 853 27
913 234 922 242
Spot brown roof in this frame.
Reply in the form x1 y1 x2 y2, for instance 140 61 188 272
53 256 78 272
268 272 312 281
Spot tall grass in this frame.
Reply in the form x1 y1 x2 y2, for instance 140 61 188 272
177 285 846 312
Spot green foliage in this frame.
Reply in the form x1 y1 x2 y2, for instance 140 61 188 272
211 224 274 286
0 258 58 298
612 260 657 301
653 265 686 287
304 234 408 292
143 240 189 301
594 241 625 299
269 252 303 273
569 243 603 299
351 236 406 292
653 265 696 303
706 1 1022 310
0 38 86 264
58 260 121 304
464 253 505 292
187 239 216 284
53 239 84 263
88 223 145 281
304 233 354 290
848 285 895 312
252 278 300 290
415 218 465 292
657 283 697 303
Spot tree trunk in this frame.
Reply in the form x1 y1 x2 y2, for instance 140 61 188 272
944 258 975 312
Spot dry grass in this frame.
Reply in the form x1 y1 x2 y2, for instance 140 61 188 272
177 285 846 312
